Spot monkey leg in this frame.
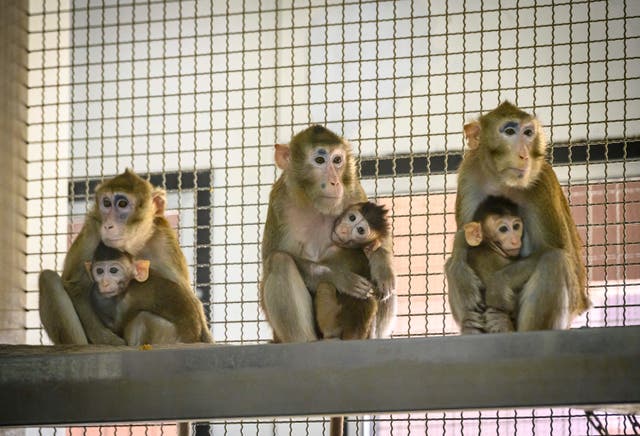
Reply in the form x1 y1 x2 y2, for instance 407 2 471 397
38 270 88 344
124 311 179 345
338 294 377 340
517 249 572 331
444 231 487 334
262 251 318 342
315 282 343 339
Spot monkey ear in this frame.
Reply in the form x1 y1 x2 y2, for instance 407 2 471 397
133 260 151 282
463 121 481 150
463 222 483 246
84 261 93 280
152 188 167 217
274 143 291 170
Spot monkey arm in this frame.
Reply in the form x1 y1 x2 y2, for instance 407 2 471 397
484 255 540 314
367 237 396 300
293 256 373 299
445 229 486 333
69 290 126 345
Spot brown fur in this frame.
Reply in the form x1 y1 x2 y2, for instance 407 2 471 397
314 248 378 340
315 201 390 340
445 101 590 333
87 242 211 344
260 125 397 346
39 169 211 345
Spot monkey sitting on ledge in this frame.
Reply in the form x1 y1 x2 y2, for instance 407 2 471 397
464 195 530 333
86 241 212 345
445 101 589 334
315 201 391 340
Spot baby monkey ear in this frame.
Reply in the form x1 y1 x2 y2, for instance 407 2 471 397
133 260 151 282
463 222 483 247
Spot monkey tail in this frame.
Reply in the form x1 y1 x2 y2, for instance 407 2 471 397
330 416 344 436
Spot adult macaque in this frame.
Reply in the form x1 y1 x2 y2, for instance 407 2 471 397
445 101 590 333
39 169 202 345
87 242 212 344
465 195 530 333
260 125 397 343
315 201 391 340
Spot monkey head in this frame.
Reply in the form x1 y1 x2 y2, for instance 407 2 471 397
332 201 389 250
464 101 546 189
465 195 523 259
275 125 357 215
94 169 165 253
85 242 150 297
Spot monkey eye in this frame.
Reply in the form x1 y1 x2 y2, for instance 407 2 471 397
504 127 517 136
498 225 509 233
315 156 325 165
357 226 365 235
523 128 534 137
96 267 104 275
109 267 119 274
116 198 129 208
513 223 521 230
333 155 343 165
102 197 112 208
349 214 356 222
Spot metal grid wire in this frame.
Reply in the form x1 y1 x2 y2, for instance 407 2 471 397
22 0 640 435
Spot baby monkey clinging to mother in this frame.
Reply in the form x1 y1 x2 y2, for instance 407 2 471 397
315 201 391 340
464 195 528 333
446 101 590 334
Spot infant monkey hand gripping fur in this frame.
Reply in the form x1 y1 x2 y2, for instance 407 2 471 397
445 101 590 334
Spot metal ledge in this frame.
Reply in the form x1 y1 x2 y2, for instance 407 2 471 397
1 326 639 427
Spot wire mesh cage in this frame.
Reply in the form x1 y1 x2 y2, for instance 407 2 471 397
19 0 640 434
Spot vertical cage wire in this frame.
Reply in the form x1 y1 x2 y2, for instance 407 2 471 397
22 0 640 435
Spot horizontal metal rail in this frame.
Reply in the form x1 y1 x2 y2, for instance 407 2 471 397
1 326 639 427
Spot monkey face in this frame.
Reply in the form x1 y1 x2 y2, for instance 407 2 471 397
98 192 138 250
332 208 373 248
485 214 523 258
305 146 346 213
478 102 546 189
91 260 131 297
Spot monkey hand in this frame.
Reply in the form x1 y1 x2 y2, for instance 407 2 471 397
371 262 396 301
332 269 373 299
485 308 515 333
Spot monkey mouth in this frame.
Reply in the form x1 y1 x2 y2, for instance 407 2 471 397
503 248 520 258
331 230 345 244
331 230 352 247
507 167 528 179
102 236 124 247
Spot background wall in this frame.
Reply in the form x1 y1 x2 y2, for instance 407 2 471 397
19 0 640 434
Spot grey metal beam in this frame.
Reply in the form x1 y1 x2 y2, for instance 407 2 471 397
1 326 639 427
